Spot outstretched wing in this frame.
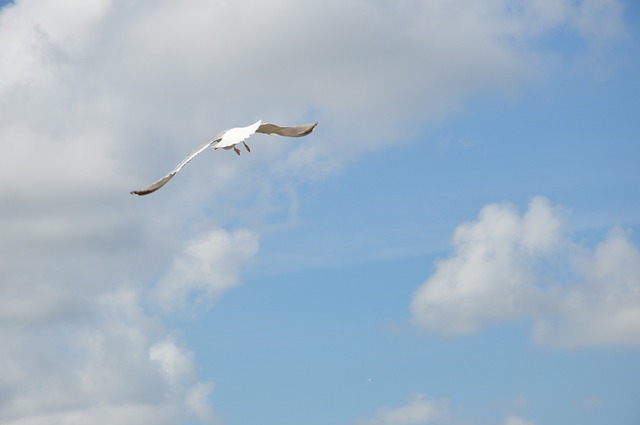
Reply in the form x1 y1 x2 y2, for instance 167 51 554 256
130 137 222 196
257 122 317 137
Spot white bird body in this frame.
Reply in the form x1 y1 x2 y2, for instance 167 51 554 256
130 120 317 196
214 120 262 150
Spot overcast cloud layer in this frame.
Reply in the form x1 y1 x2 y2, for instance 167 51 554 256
0 0 631 423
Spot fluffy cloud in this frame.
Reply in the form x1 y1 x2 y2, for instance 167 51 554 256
154 229 259 311
0 223 254 422
532 227 640 348
411 197 563 334
0 288 216 425
411 197 640 348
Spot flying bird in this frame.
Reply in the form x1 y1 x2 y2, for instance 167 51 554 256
130 120 317 196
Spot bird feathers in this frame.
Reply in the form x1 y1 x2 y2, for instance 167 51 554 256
215 120 262 149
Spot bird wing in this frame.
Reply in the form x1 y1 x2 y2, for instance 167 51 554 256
256 122 317 137
130 137 222 196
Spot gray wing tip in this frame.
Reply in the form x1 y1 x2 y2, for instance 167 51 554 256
130 187 158 196
130 173 177 196
306 122 319 134
296 121 318 137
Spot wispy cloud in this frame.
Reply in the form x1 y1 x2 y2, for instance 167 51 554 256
504 416 535 425
359 394 537 425
411 197 640 348
358 394 449 425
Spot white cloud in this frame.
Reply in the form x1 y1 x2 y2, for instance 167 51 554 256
359 394 449 425
533 227 640 348
411 197 562 334
0 288 216 425
411 197 640 348
149 337 197 386
153 228 259 311
0 0 627 197
186 382 217 425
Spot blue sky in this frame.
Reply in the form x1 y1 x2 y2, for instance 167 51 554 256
0 1 639 425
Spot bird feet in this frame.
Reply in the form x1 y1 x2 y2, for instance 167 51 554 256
233 146 241 155
243 142 251 153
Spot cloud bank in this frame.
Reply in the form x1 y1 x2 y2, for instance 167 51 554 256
411 197 640 348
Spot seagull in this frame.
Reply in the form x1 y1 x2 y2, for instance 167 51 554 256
130 120 317 196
